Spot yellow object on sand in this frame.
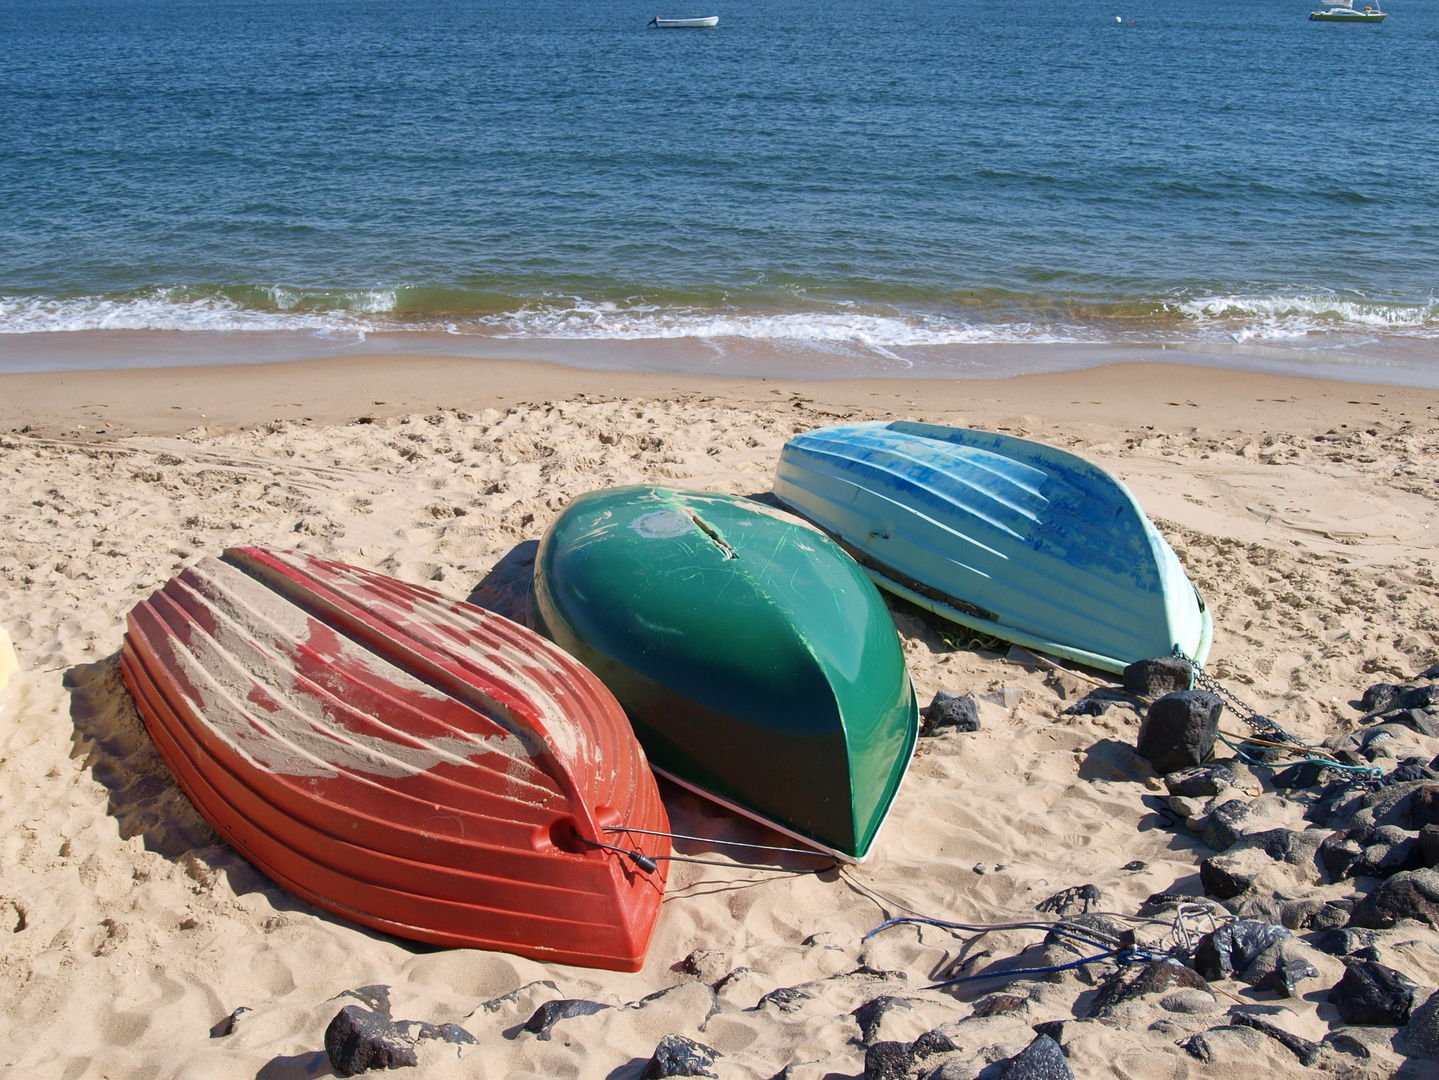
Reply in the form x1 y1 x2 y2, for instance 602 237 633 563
0 624 17 696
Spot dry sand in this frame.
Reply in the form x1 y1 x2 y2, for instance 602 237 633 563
2 356 1438 1079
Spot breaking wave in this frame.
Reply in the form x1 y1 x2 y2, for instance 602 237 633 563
1 286 1435 350
1174 294 1439 343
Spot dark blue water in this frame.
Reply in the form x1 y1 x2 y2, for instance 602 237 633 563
2 0 1437 373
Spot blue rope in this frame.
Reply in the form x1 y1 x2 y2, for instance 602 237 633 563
863 916 1116 954
864 916 1156 990
1216 733 1381 778
925 948 1155 990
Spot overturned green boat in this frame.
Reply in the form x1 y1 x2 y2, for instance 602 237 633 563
533 487 918 861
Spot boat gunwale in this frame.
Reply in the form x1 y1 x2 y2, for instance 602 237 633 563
785 506 1213 673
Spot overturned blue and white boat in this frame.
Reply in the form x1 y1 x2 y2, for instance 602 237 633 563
773 421 1212 673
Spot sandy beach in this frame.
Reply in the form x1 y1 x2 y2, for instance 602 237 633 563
3 355 1439 1079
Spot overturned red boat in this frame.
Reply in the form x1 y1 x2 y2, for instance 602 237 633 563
121 546 668 971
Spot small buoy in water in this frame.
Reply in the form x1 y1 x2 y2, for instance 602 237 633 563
1116 14 1122 21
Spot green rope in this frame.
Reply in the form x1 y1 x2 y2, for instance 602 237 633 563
1216 732 1381 778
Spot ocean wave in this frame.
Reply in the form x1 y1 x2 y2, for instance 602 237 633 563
472 303 1091 346
1174 293 1439 342
0 287 395 335
0 290 1102 344
2 288 1435 348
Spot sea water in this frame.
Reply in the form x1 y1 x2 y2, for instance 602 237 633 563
2 0 1437 381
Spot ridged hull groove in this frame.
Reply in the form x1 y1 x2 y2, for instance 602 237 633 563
775 422 1211 672
121 546 668 971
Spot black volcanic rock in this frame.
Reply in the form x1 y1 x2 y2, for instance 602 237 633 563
1361 683 1405 715
1198 799 1255 852
851 996 916 1045
641 1033 719 1079
1259 953 1320 998
522 999 612 1040
1272 761 1325 790
1087 960 1209 1018
923 690 980 734
1230 1012 1321 1066
1123 656 1193 698
1199 853 1259 900
1327 960 1418 1026
1193 920 1290 981
1348 868 1439 929
1000 1034 1074 1080
862 1041 913 1080
1164 763 1238 798
1313 928 1378 957
1404 989 1439 1060
1420 824 1439 867
1137 691 1223 774
324 1006 417 1077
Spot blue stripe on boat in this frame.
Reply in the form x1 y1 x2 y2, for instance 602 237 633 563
773 421 1212 673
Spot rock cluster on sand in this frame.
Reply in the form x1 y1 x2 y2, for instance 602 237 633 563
304 649 1439 1079
1121 658 1439 1074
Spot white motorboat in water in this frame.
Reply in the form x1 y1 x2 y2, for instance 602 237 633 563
1310 1 1386 21
649 16 720 28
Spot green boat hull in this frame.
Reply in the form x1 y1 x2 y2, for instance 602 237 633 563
533 487 918 861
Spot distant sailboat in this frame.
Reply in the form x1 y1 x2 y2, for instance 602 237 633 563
1310 0 1387 21
649 16 720 28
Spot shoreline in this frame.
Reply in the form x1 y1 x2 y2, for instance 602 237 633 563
2 330 1439 389
3 351 1439 442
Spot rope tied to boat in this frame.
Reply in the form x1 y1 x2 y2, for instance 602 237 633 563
1215 731 1381 778
1173 645 1297 744
1171 646 1383 780
577 826 838 876
605 825 834 857
577 836 662 873
923 943 1159 990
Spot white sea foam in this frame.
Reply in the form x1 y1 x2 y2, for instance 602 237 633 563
1 289 1435 349
475 302 1088 346
0 292 1092 344
1174 293 1439 344
0 288 397 335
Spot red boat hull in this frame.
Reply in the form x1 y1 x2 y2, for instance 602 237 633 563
121 546 668 971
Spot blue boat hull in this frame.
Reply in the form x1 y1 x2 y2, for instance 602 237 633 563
773 421 1212 673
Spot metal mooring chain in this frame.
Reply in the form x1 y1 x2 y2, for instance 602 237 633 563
1171 648 1383 782
1172 646 1302 745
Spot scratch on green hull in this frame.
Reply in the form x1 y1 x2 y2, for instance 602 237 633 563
533 487 918 861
